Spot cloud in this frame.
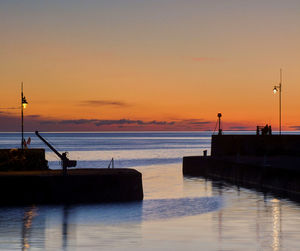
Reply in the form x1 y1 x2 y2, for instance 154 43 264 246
229 126 250 130
80 100 129 107
0 113 215 131
177 119 212 126
58 119 175 126
59 119 98 125
289 126 300 130
188 121 211 125
27 115 41 118
0 107 20 110
40 121 57 125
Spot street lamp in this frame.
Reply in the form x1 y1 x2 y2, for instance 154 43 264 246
21 83 28 149
273 69 282 135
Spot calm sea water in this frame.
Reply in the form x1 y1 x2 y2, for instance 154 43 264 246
0 131 300 251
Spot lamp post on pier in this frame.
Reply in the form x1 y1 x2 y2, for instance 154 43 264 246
21 83 28 149
273 69 282 135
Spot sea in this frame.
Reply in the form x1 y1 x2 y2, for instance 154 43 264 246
0 131 300 251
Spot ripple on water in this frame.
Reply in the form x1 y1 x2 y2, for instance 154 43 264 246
74 196 223 225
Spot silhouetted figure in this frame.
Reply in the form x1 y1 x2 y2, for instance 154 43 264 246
256 124 272 135
262 124 269 135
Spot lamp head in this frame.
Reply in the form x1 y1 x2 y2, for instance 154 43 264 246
273 86 278 94
22 96 28 109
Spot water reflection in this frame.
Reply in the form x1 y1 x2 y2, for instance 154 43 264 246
209 180 285 250
0 178 298 251
0 197 222 250
271 199 282 251
69 197 222 224
62 205 72 250
22 206 37 251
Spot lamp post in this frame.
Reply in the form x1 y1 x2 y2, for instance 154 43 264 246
21 83 28 149
273 69 282 135
217 113 222 135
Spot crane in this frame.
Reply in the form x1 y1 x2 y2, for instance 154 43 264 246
35 131 77 175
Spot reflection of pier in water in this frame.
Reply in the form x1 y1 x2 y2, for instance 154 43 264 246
62 205 76 250
0 203 143 250
22 206 38 251
0 179 290 250
0 195 222 249
21 205 76 250
0 206 76 250
211 180 282 251
0 206 46 250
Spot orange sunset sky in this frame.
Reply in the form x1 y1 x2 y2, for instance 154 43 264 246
0 0 299 131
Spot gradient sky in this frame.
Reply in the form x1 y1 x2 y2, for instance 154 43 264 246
0 0 300 131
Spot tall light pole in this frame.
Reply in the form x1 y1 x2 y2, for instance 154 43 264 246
217 113 222 135
21 83 28 149
273 69 282 135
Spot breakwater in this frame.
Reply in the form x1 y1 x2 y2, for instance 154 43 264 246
0 148 48 171
0 168 143 205
212 135 300 157
183 134 300 199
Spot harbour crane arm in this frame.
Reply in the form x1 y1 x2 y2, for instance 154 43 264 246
35 131 63 159
35 131 77 175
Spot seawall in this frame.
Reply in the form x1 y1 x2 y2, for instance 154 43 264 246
212 135 300 157
0 168 143 205
0 149 48 171
183 134 300 199
183 156 300 198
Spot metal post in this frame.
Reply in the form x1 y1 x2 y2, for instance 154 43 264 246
21 83 24 149
279 69 282 135
273 70 282 135
217 113 222 135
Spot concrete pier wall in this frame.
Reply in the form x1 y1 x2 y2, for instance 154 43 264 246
0 149 48 171
0 168 143 205
183 134 300 199
183 156 300 198
212 135 300 156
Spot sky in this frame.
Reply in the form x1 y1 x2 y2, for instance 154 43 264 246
0 0 300 131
